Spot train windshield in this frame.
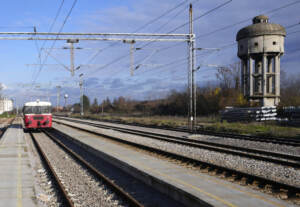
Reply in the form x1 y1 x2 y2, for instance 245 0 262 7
23 106 51 114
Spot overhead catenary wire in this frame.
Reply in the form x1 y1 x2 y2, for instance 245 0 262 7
84 51 214 92
135 0 232 57
136 0 200 50
169 0 232 33
195 0 300 40
32 0 78 86
85 0 232 77
38 0 65 57
48 1 300 103
134 20 300 80
31 1 65 83
208 21 300 52
157 0 300 52
83 0 190 65
288 29 300 35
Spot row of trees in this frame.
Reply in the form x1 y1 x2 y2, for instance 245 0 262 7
68 63 300 116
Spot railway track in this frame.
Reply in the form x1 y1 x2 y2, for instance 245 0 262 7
52 119 300 198
54 116 300 147
54 117 300 168
30 130 144 207
0 117 16 139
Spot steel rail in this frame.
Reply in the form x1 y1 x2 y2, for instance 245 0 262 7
54 115 300 147
42 129 144 207
53 118 300 168
50 123 300 196
0 117 16 140
29 132 74 207
196 129 300 146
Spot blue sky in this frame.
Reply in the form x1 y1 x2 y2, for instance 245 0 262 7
0 0 299 107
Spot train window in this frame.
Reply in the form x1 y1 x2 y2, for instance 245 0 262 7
23 106 51 114
40 106 51 113
23 106 33 114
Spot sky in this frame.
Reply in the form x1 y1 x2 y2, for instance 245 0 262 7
0 0 299 107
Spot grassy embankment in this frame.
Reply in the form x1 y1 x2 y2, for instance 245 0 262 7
70 113 300 139
0 112 16 119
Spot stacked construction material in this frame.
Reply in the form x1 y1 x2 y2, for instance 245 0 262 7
280 107 300 126
221 106 277 122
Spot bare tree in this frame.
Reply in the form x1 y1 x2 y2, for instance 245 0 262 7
215 62 240 91
216 67 233 90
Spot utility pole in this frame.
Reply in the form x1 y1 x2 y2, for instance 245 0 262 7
79 73 84 116
0 12 195 129
123 40 136 76
16 98 18 115
56 86 61 112
188 4 195 133
64 94 69 109
67 39 79 76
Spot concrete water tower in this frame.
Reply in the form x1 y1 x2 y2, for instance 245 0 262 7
236 15 286 106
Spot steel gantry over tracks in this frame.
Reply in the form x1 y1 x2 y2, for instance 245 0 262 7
0 32 191 42
0 4 197 132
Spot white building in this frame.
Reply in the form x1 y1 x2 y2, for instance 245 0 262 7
0 98 13 114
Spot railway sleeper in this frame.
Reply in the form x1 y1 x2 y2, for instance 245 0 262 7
52 122 300 202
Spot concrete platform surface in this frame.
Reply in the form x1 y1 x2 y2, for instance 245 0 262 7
54 121 296 207
0 120 38 207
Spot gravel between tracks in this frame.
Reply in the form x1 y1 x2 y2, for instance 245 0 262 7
35 132 127 207
56 117 300 156
25 132 61 207
189 134 300 156
54 121 300 188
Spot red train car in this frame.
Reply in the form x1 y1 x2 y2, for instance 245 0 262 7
23 100 52 130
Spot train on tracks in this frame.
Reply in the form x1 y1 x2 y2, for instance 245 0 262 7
23 100 52 130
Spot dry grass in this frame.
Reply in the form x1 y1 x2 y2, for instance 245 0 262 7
206 121 300 138
70 113 300 139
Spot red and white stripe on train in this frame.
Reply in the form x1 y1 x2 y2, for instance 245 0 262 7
23 100 52 129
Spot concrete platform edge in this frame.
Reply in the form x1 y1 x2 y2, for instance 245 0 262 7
60 130 212 207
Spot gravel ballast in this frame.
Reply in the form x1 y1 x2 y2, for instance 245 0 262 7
55 117 300 156
34 132 127 207
54 120 300 188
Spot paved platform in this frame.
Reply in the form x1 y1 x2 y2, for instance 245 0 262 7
0 119 38 207
54 121 296 207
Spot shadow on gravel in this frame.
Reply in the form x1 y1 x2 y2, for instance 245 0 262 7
9 124 22 129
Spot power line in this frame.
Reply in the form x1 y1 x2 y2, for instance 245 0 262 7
136 0 201 49
133 50 216 77
157 0 300 52
32 0 78 85
88 1 231 77
288 29 300 35
133 0 189 33
169 0 232 33
266 0 300 14
38 0 65 57
210 21 300 52
134 0 231 69
135 5 187 50
195 0 300 40
84 0 189 65
136 21 300 78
